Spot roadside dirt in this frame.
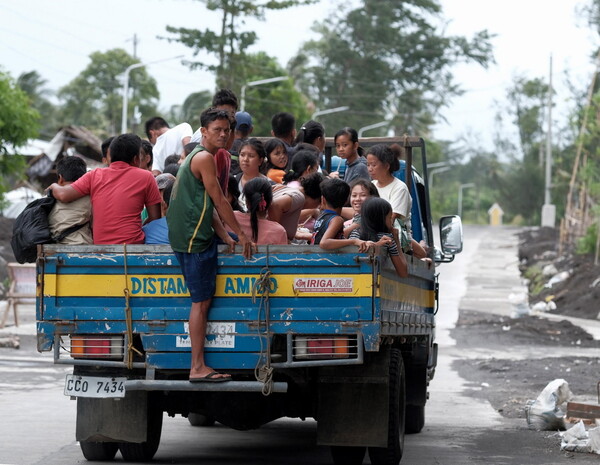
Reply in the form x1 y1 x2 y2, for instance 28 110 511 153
452 310 600 420
452 226 600 424
518 227 600 320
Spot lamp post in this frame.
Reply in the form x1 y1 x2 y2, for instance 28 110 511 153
312 106 349 120
427 161 449 169
121 55 183 134
458 183 475 217
428 166 451 189
358 121 388 138
240 76 288 111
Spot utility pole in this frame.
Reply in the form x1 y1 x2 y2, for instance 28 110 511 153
541 55 556 227
127 34 138 59
458 183 475 218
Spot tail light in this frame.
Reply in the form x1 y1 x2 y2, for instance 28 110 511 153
293 336 357 360
69 335 124 360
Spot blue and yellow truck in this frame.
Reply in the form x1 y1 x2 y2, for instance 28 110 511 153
36 136 463 465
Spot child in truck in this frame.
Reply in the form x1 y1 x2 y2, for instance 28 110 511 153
48 156 93 245
349 197 408 277
311 178 370 252
227 177 288 245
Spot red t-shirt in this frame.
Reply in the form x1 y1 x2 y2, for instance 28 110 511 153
71 161 162 244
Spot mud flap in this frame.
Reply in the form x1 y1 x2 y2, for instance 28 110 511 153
317 350 391 448
76 391 148 443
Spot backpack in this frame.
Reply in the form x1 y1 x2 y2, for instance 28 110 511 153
10 195 86 263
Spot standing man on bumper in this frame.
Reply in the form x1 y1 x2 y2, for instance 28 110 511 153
167 107 255 382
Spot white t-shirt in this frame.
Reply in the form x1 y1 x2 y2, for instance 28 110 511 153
151 123 193 173
373 177 411 219
191 128 202 143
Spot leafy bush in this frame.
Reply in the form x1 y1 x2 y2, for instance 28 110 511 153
523 265 545 297
576 224 598 255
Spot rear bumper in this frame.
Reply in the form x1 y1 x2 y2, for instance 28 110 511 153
124 379 288 393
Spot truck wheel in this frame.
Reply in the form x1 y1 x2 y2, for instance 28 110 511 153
405 404 425 434
368 348 405 465
118 404 163 462
79 441 118 461
330 445 366 465
188 413 216 427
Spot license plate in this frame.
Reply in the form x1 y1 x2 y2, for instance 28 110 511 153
64 374 126 398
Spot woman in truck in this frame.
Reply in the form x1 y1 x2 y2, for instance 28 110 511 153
236 138 268 211
227 177 288 245
349 197 408 278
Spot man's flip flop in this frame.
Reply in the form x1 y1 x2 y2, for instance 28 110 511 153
189 371 231 383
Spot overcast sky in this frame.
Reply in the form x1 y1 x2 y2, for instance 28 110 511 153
0 0 597 149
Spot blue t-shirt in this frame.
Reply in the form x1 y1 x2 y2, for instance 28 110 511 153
143 217 169 244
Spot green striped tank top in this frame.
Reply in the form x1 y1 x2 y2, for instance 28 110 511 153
166 146 214 253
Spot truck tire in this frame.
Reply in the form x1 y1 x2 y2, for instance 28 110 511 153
188 413 216 427
80 441 118 461
330 445 366 465
368 348 405 465
405 404 425 434
118 404 163 462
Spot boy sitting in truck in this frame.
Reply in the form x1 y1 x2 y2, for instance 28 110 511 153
311 178 370 252
48 156 93 245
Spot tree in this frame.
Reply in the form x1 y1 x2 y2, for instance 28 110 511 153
17 70 59 139
168 90 213 131
236 52 311 135
505 76 549 163
0 70 40 202
58 49 160 136
288 0 494 135
163 0 316 89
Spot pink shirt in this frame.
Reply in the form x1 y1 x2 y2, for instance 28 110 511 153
71 161 162 245
228 211 288 245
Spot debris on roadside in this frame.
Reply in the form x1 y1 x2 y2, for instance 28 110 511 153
0 335 20 349
542 264 558 277
546 270 570 288
531 299 557 314
509 292 530 318
567 400 600 425
519 227 600 320
560 420 600 454
525 378 572 431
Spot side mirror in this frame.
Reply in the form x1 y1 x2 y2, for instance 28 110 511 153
439 215 463 255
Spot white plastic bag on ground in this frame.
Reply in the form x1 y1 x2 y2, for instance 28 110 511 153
525 379 572 431
589 427 600 454
530 300 557 314
531 301 549 314
546 271 570 288
509 292 530 318
561 421 590 452
542 264 558 276
560 422 600 455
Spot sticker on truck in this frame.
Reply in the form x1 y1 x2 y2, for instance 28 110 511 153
176 322 236 348
293 277 354 293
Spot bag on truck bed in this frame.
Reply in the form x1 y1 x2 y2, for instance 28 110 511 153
10 195 85 263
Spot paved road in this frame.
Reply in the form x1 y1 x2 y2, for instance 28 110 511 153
0 225 597 464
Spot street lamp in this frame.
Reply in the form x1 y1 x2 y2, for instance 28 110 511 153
121 55 183 134
428 166 451 189
358 121 388 138
240 76 288 111
458 183 475 217
312 106 349 120
427 161 449 169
